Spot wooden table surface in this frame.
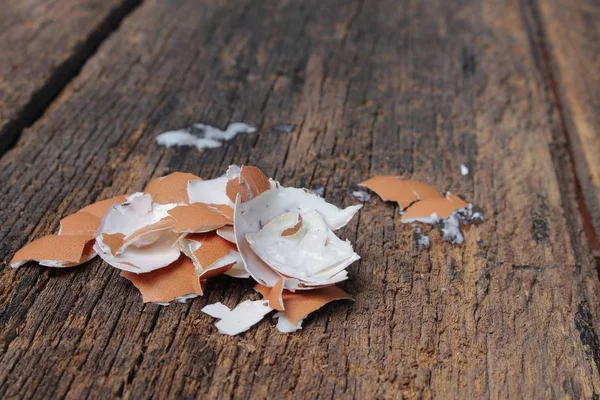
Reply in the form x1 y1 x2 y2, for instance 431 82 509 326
1 0 599 398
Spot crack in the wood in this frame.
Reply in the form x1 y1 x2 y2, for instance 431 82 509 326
520 0 600 272
0 0 145 157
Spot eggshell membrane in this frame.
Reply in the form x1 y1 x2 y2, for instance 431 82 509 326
122 217 177 248
78 195 128 218
216 226 236 243
359 176 441 209
168 204 232 233
58 212 102 239
255 284 352 325
188 176 231 205
120 256 204 303
10 235 93 268
402 193 468 221
144 172 201 204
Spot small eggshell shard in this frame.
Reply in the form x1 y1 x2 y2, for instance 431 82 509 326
246 211 359 284
156 123 256 151
351 190 371 203
144 172 201 205
413 227 431 251
202 299 273 336
201 302 231 318
401 193 468 222
10 235 93 268
226 165 271 203
256 284 352 325
180 233 241 278
120 256 204 303
274 312 303 333
359 176 441 209
167 203 232 233
267 279 286 311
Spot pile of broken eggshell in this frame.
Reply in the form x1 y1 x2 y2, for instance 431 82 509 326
10 166 482 335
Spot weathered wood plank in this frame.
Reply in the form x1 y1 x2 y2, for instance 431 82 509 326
534 0 600 258
1 0 599 398
0 0 141 155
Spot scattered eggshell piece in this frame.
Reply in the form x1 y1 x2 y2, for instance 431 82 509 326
144 172 201 205
359 176 441 209
201 302 231 318
255 284 352 325
202 300 273 336
168 203 232 233
267 279 286 311
274 312 303 333
10 235 93 268
120 256 203 303
401 193 468 222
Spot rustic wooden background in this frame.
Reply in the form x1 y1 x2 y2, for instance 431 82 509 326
1 0 599 398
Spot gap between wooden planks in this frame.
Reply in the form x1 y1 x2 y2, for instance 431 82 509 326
1 0 600 398
532 0 600 262
0 0 142 155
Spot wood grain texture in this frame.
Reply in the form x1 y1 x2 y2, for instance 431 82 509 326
0 0 141 154
534 0 600 257
1 0 599 398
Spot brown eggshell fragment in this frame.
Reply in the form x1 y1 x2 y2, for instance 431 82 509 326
120 256 204 303
197 262 235 279
78 195 128 219
267 279 285 311
188 233 237 268
101 233 125 255
359 176 441 209
281 214 302 237
59 212 101 239
10 235 93 268
144 172 201 204
402 193 468 221
255 284 352 324
226 165 270 203
168 204 232 233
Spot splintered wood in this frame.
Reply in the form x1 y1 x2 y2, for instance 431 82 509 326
11 165 362 335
